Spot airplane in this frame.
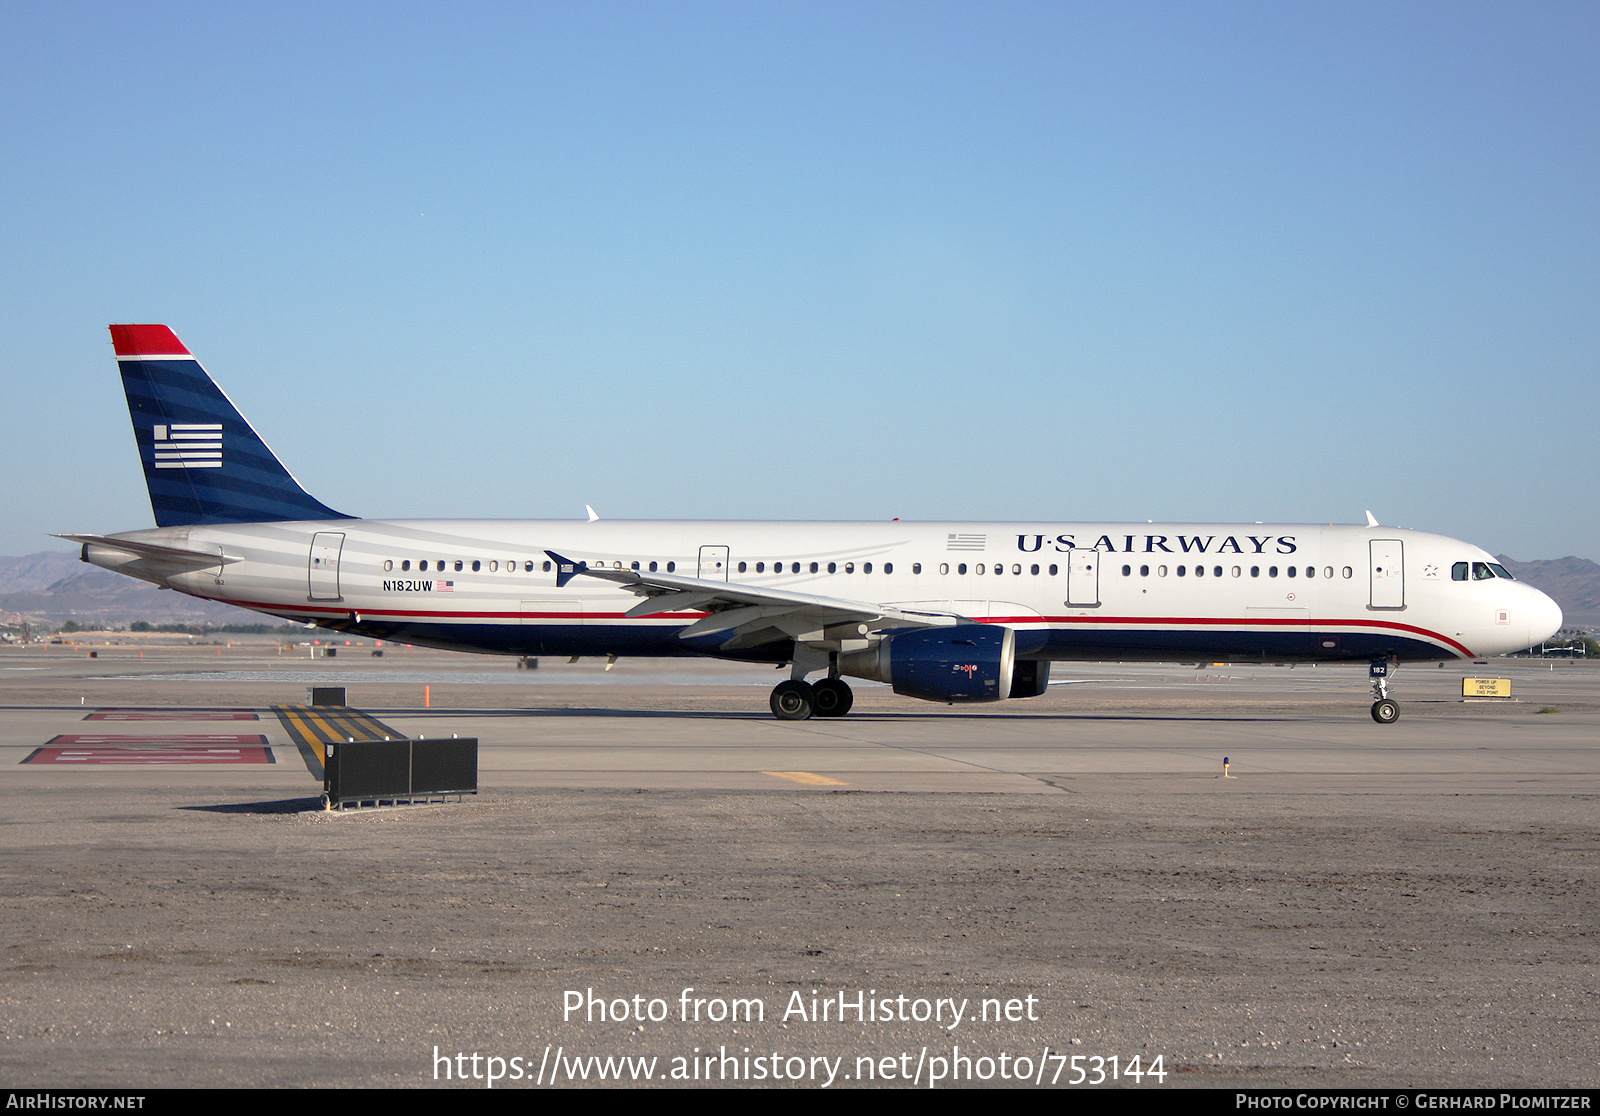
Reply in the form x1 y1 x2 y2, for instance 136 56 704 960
61 324 1564 724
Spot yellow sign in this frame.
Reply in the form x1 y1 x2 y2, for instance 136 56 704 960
1463 678 1512 698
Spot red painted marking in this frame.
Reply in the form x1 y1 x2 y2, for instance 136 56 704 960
1027 615 1475 658
45 734 270 748
26 747 272 765
109 324 190 357
206 598 1473 657
85 710 259 721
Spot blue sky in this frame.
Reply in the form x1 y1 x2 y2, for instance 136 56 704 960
2 2 1596 560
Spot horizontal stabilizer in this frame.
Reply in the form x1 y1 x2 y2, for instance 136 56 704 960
53 533 242 570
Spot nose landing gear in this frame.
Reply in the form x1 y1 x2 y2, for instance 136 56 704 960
1370 659 1399 724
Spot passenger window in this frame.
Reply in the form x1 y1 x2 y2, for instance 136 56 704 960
791 562 800 573
737 561 746 573
1305 566 1314 578
472 560 481 572
489 560 499 572
1323 567 1332 579
1214 566 1223 578
864 562 872 574
1342 567 1352 578
1177 565 1186 577
1231 566 1240 577
809 562 819 573
940 563 949 575
975 563 984 575
845 562 855 574
912 563 921 574
754 561 764 573
827 562 837 574
1269 566 1279 577
959 563 968 575
883 562 892 574
1030 564 1039 575
401 560 411 571
1049 564 1058 576
1287 566 1296 578
541 561 551 572
525 561 535 572
1140 565 1150 577
667 562 676 573
631 561 640 571
1250 566 1259 577
1122 565 1131 576
1158 565 1168 577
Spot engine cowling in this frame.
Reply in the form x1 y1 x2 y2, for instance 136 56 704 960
839 624 1047 703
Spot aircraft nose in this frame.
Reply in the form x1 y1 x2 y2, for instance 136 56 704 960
1526 587 1563 647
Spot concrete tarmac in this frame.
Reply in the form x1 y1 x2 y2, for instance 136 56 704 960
1 643 1596 1088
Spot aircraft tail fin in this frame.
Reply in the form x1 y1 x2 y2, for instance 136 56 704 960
110 325 355 527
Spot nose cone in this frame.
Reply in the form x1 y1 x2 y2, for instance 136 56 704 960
1526 587 1563 648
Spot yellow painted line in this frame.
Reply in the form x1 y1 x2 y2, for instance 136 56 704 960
271 705 407 780
282 707 329 765
762 771 853 786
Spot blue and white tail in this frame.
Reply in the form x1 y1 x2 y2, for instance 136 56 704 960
110 324 354 527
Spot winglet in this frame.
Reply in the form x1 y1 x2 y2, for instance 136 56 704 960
585 504 600 522
1365 510 1379 527
545 550 588 588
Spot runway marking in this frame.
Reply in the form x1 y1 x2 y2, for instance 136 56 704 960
24 734 274 765
762 770 853 786
39 734 270 748
85 708 259 721
271 705 407 780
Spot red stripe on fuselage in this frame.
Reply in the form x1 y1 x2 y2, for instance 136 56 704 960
204 595 1474 657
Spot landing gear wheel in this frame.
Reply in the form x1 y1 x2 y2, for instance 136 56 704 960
1371 699 1399 724
811 678 854 717
771 680 815 721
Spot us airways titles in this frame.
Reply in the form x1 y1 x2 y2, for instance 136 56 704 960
1018 533 1299 555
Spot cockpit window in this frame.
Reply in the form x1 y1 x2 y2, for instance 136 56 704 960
1472 562 1495 580
1488 563 1514 580
1452 562 1468 581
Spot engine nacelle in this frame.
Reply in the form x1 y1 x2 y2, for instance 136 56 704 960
840 624 1046 703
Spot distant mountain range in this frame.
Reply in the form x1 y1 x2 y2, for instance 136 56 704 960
1495 555 1600 629
3 548 1596 630
0 551 267 627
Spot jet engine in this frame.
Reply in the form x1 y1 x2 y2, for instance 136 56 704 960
838 624 1049 703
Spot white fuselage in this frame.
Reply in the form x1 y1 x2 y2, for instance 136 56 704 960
82 518 1563 666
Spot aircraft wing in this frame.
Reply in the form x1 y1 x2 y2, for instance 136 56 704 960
545 550 960 650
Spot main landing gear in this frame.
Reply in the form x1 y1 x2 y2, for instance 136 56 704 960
1369 659 1399 724
769 677 854 721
